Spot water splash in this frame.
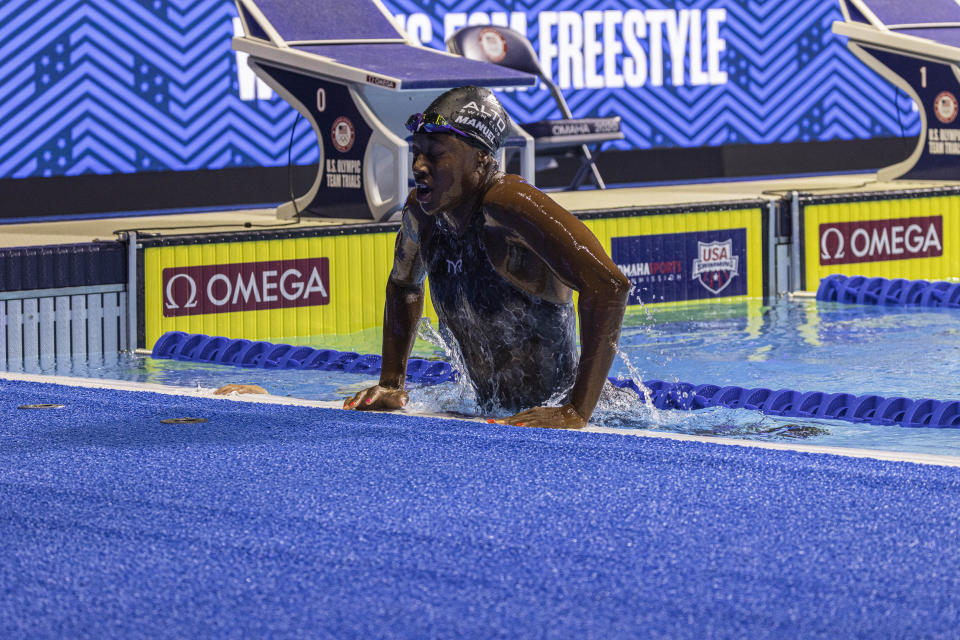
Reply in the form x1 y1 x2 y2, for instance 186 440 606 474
613 346 654 407
654 407 830 440
407 318 482 416
406 317 676 430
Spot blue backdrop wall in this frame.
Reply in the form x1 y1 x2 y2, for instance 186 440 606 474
0 0 920 181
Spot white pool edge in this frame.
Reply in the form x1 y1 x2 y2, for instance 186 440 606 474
0 371 344 409
6 371 960 469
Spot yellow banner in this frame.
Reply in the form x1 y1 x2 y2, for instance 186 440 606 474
802 194 960 291
145 232 398 348
144 206 765 348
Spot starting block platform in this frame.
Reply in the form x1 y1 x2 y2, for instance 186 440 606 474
232 0 537 222
833 0 960 180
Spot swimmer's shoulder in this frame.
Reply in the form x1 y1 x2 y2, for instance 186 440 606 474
483 172 527 197
482 173 534 212
482 172 573 225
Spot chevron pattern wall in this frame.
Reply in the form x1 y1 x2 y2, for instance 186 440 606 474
0 0 317 180
0 0 920 180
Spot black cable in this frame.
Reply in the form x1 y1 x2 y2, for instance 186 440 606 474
113 112 308 237
286 112 303 223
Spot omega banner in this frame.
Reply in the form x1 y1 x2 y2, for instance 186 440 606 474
162 258 330 317
818 217 943 266
143 233 401 347
802 194 960 289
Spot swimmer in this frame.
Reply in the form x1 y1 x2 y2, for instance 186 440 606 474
343 86 630 429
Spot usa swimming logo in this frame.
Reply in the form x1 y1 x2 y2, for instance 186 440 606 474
611 229 747 304
691 239 739 294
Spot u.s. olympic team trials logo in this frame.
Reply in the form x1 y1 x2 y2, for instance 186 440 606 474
478 28 508 62
691 239 739 294
331 116 355 152
934 91 959 124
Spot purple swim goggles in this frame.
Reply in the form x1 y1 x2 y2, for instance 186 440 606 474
405 112 470 139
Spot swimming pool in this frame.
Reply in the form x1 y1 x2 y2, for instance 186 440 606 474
6 297 960 456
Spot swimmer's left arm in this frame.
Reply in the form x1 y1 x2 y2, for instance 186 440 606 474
485 177 631 428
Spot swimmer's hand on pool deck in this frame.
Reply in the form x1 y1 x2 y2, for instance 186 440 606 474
343 384 408 411
214 384 268 395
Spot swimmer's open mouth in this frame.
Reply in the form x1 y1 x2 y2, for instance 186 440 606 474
415 182 432 202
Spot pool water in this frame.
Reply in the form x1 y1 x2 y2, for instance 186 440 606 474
621 299 960 400
6 298 960 457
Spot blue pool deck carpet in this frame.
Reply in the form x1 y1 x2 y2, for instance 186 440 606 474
3 378 960 639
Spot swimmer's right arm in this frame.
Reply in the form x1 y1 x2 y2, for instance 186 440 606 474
344 198 426 411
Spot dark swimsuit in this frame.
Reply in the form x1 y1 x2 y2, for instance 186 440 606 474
422 203 578 414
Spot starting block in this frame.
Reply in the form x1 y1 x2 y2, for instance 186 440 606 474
833 0 960 180
232 0 537 221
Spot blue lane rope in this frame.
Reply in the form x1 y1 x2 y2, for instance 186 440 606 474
817 274 960 308
152 332 960 429
606 379 960 429
151 331 456 386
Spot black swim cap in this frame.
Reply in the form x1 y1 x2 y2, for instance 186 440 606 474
417 86 509 152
